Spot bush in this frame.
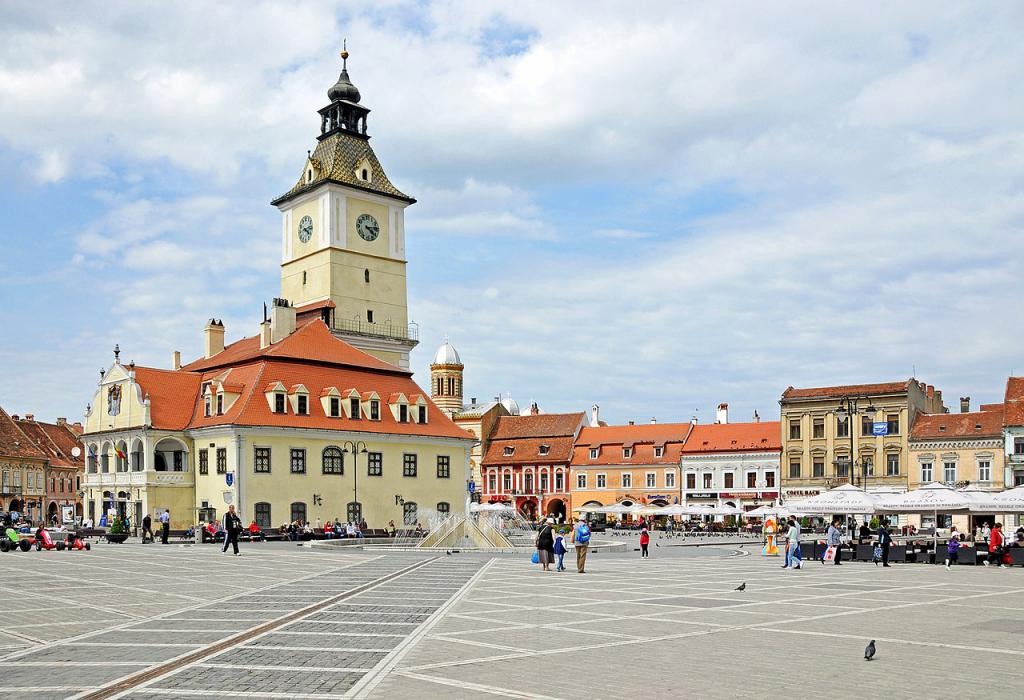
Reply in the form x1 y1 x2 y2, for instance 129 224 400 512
869 516 880 530
109 517 128 535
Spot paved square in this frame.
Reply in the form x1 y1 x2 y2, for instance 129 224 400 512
1 541 1023 698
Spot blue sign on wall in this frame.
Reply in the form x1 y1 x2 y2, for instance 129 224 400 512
226 472 234 487
467 481 476 493
872 422 889 436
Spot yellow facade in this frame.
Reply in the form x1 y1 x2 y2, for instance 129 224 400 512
571 466 679 512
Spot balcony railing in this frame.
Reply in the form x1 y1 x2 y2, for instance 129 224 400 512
332 318 419 343
1010 453 1024 464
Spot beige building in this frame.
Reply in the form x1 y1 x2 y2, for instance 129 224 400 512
0 407 48 522
779 379 946 500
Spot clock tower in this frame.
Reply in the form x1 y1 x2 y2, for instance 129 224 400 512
271 47 418 368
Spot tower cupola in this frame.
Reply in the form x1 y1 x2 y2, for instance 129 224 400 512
318 43 370 141
430 335 464 417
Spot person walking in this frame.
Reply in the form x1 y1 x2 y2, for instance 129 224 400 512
159 509 170 544
141 513 153 544
221 504 242 556
536 517 555 572
554 530 567 571
984 522 1007 568
945 526 960 569
785 516 802 570
981 522 991 544
877 518 892 567
573 517 591 573
823 518 842 565
639 527 650 558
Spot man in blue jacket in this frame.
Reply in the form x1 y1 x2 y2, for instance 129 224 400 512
877 518 892 567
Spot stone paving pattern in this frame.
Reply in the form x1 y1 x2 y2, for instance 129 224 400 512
1 539 1023 698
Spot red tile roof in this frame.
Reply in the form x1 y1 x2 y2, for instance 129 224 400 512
1004 377 1024 426
133 367 204 431
911 407 1005 440
571 423 693 465
482 413 585 466
0 407 46 460
490 413 586 440
12 417 84 468
681 421 782 453
782 381 911 400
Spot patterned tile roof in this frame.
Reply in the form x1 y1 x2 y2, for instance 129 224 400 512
782 381 912 400
681 421 782 453
482 413 585 467
12 418 84 468
0 406 46 460
490 413 586 440
911 406 1005 440
271 132 414 206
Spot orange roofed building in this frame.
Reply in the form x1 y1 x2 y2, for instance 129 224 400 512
81 300 474 532
481 411 587 522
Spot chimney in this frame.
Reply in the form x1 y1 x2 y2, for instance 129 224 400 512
960 396 970 413
204 319 225 358
650 417 657 424
24 414 34 421
935 389 943 408
590 404 600 427
530 401 539 416
259 320 272 350
270 298 296 344
56 417 67 426
172 351 181 370
470 397 477 405
628 420 635 426
73 422 83 432
690 416 698 426
926 384 934 398
716 403 729 424
753 410 760 423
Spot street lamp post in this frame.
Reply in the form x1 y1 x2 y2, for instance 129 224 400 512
835 396 875 491
341 441 368 522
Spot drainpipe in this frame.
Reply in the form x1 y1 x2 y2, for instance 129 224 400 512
235 433 244 520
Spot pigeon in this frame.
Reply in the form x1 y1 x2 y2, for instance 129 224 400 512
445 550 451 555
735 582 746 592
655 543 660 547
864 640 876 661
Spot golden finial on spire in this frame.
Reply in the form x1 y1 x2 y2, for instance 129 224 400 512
340 38 349 66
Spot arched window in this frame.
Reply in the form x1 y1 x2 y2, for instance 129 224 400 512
290 501 307 524
403 501 418 526
254 502 272 529
347 501 362 522
361 168 369 181
436 502 450 516
364 269 370 283
322 447 344 475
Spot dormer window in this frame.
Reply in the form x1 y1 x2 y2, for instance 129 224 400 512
216 393 224 416
590 448 599 459
418 405 427 423
329 397 341 418
204 395 212 417
503 446 514 457
370 399 380 420
623 447 633 459
350 397 361 419
654 447 664 458
539 444 550 456
297 395 308 415
399 404 408 423
275 393 286 414
361 168 369 181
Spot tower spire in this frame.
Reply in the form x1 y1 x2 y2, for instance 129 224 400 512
341 39 348 70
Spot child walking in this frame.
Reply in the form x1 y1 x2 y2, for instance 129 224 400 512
554 530 567 571
945 526 960 569
640 527 650 558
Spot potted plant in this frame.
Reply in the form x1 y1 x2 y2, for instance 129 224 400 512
106 516 130 544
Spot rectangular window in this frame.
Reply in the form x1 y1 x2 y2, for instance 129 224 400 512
764 472 775 488
654 447 664 458
216 393 224 415
555 472 564 491
596 474 607 489
861 416 874 436
254 502 271 529
576 473 587 489
291 502 306 524
1015 437 1024 455
886 453 899 476
173 452 183 470
329 397 340 417
199 449 209 475
724 472 734 488
921 462 933 482
436 502 450 516
367 452 382 476
836 416 849 438
403 453 417 477
589 448 599 459
701 473 711 489
837 458 849 478
503 446 514 457
290 448 306 474
886 413 900 435
297 395 308 415
399 404 408 423
813 460 824 478
646 472 656 488
350 397 361 418
746 472 757 488
621 472 632 488
436 456 450 478
274 393 286 414
418 405 427 423
487 473 496 492
540 472 549 492
204 395 212 417
539 445 550 455
370 400 380 420
686 473 696 489
216 448 227 474
665 471 675 488
789 459 800 478
865 457 874 476
789 419 801 440
943 461 956 482
254 447 271 473
812 418 825 439
623 447 633 459
503 473 512 491
978 460 991 482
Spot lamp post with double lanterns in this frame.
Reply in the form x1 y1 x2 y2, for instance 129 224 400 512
341 441 368 523
834 396 876 491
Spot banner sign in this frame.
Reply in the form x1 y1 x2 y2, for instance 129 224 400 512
872 422 889 436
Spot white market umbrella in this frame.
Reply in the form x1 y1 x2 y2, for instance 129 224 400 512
705 504 743 516
635 505 665 516
746 504 793 518
988 485 1024 512
878 482 973 552
660 504 689 516
787 484 880 516
572 504 604 513
597 504 632 515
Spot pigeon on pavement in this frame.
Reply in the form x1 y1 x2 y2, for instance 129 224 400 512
735 582 746 591
864 640 876 660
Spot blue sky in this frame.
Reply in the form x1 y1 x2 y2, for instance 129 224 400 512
1 1 1022 425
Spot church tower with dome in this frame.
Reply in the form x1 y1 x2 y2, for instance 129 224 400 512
430 337 464 417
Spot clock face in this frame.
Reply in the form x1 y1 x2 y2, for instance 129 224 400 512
298 215 313 244
356 213 379 242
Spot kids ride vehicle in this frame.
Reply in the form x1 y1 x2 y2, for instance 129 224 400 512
1 527 31 552
24 528 66 551
65 531 92 551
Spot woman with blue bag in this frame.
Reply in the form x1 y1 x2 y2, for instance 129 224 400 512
536 517 555 571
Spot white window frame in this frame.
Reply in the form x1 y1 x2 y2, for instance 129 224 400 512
623 447 633 459
977 459 991 482
596 473 607 489
621 472 632 488
664 470 676 488
576 473 587 490
654 446 664 458
943 461 957 483
702 472 713 489
645 472 656 488
589 447 599 459
920 461 933 483
745 470 757 489
503 446 514 457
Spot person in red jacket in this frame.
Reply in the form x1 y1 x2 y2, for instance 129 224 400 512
639 527 650 558
985 522 1007 568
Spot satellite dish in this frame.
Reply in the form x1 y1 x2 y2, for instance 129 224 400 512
71 447 82 458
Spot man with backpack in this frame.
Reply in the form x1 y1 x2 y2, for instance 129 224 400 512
573 517 591 573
